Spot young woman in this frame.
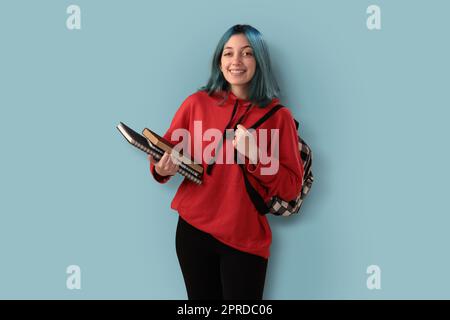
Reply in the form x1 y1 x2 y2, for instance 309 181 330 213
148 24 303 300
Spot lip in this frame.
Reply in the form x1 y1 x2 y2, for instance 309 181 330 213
229 69 247 75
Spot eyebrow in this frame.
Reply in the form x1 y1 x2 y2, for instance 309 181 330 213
223 45 252 50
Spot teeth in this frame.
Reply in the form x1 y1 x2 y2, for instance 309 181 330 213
230 70 245 74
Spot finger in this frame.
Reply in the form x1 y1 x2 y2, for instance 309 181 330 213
169 153 180 165
165 160 177 174
165 154 178 171
156 154 169 174
166 156 176 169
237 128 250 140
164 155 174 170
234 129 244 142
235 131 247 145
159 152 170 166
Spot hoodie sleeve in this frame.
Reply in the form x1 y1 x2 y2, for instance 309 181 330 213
150 96 193 184
244 107 303 201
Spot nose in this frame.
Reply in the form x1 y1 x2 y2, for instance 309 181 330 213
231 54 243 65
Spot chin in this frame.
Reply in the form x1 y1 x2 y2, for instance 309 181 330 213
227 80 250 86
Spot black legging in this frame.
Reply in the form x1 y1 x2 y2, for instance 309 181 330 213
175 215 268 300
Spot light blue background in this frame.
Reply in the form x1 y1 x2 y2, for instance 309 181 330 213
1 0 449 299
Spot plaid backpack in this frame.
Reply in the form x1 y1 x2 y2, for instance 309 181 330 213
240 104 314 217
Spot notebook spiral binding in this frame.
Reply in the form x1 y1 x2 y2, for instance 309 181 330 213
132 141 202 185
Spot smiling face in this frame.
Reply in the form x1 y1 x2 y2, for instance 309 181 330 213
220 34 256 99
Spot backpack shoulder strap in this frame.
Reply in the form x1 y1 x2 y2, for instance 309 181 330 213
248 104 284 130
240 104 284 215
293 118 299 130
239 165 269 215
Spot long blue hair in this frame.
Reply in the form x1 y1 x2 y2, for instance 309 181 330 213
199 24 280 108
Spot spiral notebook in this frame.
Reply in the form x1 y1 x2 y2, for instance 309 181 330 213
117 122 203 184
142 128 203 176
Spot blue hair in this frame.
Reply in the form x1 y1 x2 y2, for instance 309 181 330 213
199 24 280 108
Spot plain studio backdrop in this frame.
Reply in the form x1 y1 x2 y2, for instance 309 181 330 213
0 0 449 299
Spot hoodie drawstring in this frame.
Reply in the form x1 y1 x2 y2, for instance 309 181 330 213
206 100 253 175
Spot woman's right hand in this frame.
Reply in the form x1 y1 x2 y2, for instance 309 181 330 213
148 152 180 177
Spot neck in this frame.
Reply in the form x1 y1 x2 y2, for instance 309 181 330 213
230 86 249 100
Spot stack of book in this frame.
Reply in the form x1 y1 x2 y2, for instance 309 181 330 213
117 122 203 184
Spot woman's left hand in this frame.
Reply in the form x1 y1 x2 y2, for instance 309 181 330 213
233 124 259 164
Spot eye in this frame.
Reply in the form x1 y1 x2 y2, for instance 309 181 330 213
223 52 232 56
243 51 253 57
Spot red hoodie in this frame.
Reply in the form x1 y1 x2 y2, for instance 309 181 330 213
150 90 303 259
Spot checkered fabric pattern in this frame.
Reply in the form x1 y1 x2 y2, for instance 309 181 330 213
267 135 314 217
